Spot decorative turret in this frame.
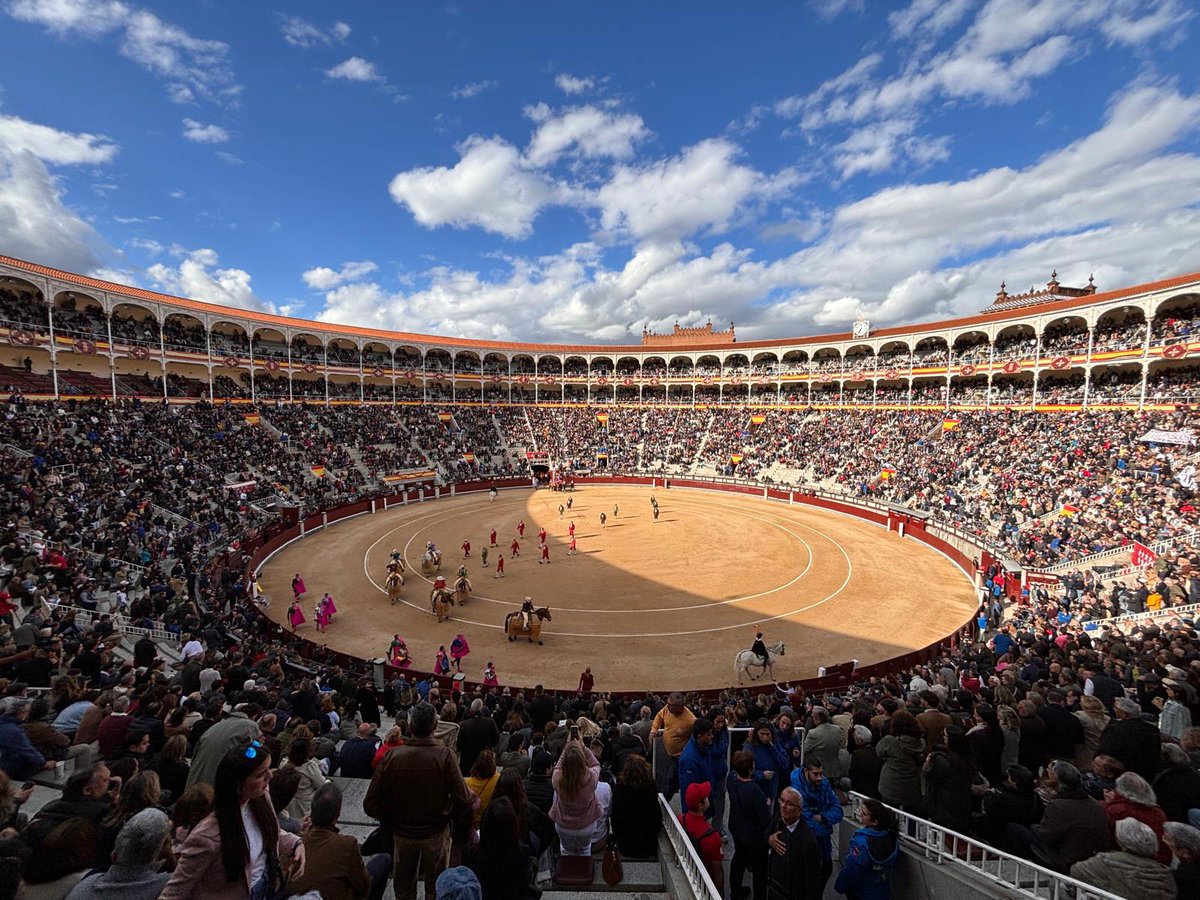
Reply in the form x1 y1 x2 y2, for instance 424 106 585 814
641 319 737 347
984 271 1099 312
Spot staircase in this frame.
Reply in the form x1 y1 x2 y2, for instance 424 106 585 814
688 412 717 475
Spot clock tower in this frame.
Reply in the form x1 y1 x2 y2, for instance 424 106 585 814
852 313 870 339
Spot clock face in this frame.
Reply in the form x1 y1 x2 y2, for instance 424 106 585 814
853 320 869 338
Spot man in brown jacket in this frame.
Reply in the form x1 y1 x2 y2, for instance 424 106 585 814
288 782 390 900
365 702 473 900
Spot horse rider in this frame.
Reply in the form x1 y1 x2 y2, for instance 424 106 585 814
432 573 447 594
751 628 769 667
520 596 535 631
390 548 403 564
425 540 439 555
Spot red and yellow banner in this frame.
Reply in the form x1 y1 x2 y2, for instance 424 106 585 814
1060 504 1078 517
596 413 609 424
462 452 476 463
942 419 961 431
437 413 453 423
310 465 326 478
750 414 767 425
730 454 743 464
881 467 896 480
243 414 261 426
382 474 404 484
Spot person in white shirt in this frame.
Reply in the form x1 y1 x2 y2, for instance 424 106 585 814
181 636 204 661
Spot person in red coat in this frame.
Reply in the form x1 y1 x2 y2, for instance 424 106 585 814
510 539 520 558
1103 772 1171 863
680 782 723 893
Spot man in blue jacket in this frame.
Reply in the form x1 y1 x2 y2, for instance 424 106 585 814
790 758 843 893
679 717 716 816
0 696 52 782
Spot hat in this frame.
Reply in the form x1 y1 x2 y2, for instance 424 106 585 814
1166 666 1188 680
435 867 482 900
685 781 712 809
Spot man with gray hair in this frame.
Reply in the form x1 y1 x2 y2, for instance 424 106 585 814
1163 821 1200 896
65 807 172 899
457 696 499 776
0 695 53 781
1071 817 1176 899
1097 697 1161 781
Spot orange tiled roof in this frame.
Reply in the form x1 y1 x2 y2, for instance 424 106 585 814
2 254 1198 353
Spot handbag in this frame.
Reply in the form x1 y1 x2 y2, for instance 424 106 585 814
602 827 623 885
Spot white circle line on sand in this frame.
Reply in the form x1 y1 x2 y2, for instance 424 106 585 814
374 502 816 612
352 493 856 636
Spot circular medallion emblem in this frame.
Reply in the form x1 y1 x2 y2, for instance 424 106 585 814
373 366 386 377
10 329 35 346
542 375 556 386
223 356 241 368
703 375 713 385
623 377 634 386
129 345 150 360
1003 361 1019 374
518 374 530 385
1163 343 1188 359
1050 356 1070 370
490 374 501 383
404 370 416 380
730 377 743 386
960 364 977 377
74 339 96 355
303 363 317 374
649 376 660 386
265 359 280 372
885 368 898 380
432 371 444 381
597 376 608 386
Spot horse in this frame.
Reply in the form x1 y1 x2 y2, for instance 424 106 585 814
430 587 454 623
420 548 442 576
735 641 785 684
385 572 403 605
505 607 552 644
386 559 406 581
453 574 472 606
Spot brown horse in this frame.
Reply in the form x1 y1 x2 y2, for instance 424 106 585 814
385 572 403 605
504 607 552 644
430 587 454 623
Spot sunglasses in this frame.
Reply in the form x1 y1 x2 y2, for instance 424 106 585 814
244 739 264 760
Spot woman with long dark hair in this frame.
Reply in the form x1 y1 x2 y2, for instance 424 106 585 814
95 769 162 870
161 740 304 900
923 727 981 833
610 752 662 859
465 796 535 900
834 798 900 899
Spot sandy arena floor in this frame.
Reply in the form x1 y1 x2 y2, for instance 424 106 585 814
258 486 978 692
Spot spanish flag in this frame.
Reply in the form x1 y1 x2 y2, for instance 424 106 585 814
596 413 609 425
750 414 767 425
881 467 896 480
243 414 261 426
942 419 961 432
310 465 326 478
437 413 453 423
731 454 743 464
1060 504 1078 517
462 453 476 463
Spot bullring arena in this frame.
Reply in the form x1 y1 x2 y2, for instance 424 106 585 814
257 484 979 691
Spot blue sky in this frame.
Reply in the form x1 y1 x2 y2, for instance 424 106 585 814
1 0 1198 343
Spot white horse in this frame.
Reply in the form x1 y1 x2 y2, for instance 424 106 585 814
735 641 785 684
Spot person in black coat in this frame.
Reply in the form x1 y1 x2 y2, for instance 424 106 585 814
766 787 822 900
610 754 661 859
1037 691 1084 762
458 699 501 776
1096 698 1162 781
1153 743 1200 823
971 764 1043 852
729 750 772 900
338 723 382 778
523 750 555 815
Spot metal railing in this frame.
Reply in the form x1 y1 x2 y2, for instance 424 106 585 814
847 793 1123 900
1040 527 1199 573
48 600 182 644
659 795 721 900
1083 601 1200 631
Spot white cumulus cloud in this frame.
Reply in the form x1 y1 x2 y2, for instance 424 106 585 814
147 247 274 314
181 118 229 144
280 15 350 48
555 73 595 95
325 57 384 83
525 105 649 167
301 260 378 290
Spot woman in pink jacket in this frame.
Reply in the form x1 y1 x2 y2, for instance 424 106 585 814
161 740 304 900
550 736 609 856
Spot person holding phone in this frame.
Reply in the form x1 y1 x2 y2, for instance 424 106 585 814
550 730 608 856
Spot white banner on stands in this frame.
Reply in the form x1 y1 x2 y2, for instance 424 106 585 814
1139 428 1195 445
